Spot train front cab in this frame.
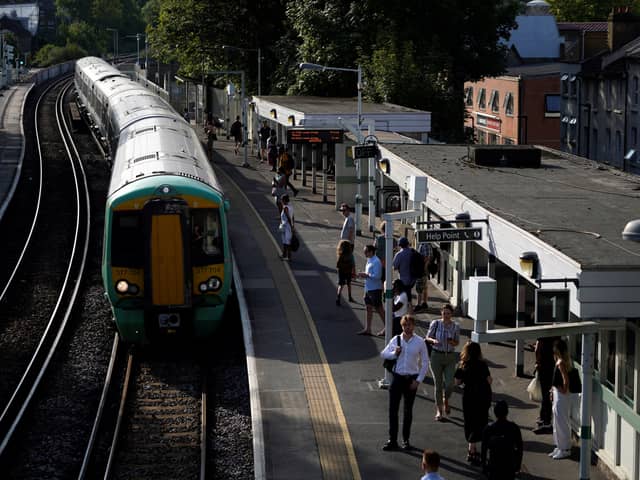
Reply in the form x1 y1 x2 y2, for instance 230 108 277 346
105 190 229 343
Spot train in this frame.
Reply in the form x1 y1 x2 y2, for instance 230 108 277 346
74 56 232 343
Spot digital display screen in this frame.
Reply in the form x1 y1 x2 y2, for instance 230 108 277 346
287 129 344 144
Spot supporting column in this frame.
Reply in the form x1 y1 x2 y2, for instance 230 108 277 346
322 143 328 203
292 144 299 181
515 275 527 377
487 254 496 329
301 144 307 186
312 145 317 194
579 333 594 480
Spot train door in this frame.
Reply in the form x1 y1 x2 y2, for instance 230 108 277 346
143 199 191 309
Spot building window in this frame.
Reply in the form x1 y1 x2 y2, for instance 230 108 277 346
503 137 514 145
633 76 639 106
489 90 499 113
560 116 569 140
606 128 611 154
488 133 498 144
561 74 569 96
504 92 514 115
569 75 577 97
464 86 474 106
476 130 486 144
632 127 638 146
545 94 560 117
478 88 486 109
623 324 635 406
604 330 616 391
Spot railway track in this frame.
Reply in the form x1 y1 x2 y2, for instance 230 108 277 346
0 77 91 458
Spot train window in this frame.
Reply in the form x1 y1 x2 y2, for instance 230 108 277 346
191 209 223 265
112 212 144 267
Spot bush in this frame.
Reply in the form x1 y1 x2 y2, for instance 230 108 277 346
33 43 88 67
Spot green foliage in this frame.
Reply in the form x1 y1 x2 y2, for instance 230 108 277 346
32 43 88 67
547 0 640 21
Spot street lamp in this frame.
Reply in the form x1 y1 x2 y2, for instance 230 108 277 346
299 61 363 234
222 45 261 96
106 28 118 64
126 33 144 66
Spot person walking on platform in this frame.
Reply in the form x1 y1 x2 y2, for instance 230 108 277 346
230 115 243 155
391 279 408 336
414 241 432 311
393 237 416 312
454 341 493 463
356 244 385 336
278 145 298 197
420 449 446 480
339 203 355 246
336 240 355 305
533 336 559 434
380 314 429 451
259 120 270 162
549 338 574 460
482 400 523 480
279 194 294 261
425 304 460 421
267 129 278 171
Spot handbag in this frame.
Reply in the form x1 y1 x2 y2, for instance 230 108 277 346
425 320 439 356
527 372 543 402
290 233 300 252
383 336 402 372
569 367 582 393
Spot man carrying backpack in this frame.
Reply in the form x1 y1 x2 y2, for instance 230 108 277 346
481 400 523 480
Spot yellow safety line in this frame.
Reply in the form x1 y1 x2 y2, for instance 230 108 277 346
216 164 361 480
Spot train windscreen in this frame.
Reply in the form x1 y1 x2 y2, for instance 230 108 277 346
111 211 145 267
191 209 223 266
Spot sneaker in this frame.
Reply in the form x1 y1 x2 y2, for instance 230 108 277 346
548 448 560 457
382 440 398 451
533 424 552 434
402 440 411 451
552 449 571 460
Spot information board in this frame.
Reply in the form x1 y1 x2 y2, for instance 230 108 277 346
535 289 570 324
287 129 344 144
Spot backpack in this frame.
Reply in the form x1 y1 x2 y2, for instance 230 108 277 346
486 427 518 474
409 248 425 279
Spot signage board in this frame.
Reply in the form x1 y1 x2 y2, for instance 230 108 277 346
352 144 378 159
535 289 570 324
416 227 482 243
287 129 344 144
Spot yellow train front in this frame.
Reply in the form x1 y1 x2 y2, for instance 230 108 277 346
75 56 232 343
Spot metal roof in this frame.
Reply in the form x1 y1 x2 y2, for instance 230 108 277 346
557 22 608 32
379 143 640 271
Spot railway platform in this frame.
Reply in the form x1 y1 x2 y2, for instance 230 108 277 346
209 136 611 480
0 83 31 223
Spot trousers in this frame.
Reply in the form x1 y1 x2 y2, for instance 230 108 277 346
388 373 418 442
552 386 571 450
430 350 458 406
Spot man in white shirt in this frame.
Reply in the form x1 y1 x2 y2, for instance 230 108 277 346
339 203 355 245
380 314 429 451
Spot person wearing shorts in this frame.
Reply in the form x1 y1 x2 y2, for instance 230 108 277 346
357 244 385 336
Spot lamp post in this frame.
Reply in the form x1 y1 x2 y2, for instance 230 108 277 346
126 33 144 66
299 62 363 234
222 45 261 96
106 28 118 64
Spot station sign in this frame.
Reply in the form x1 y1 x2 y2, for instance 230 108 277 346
416 227 482 243
535 289 570 324
287 128 344 144
352 144 378 159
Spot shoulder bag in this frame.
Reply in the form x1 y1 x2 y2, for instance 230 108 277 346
425 320 439 356
383 336 402 372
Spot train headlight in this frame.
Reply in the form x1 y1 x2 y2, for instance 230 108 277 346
207 277 221 291
199 282 208 293
116 280 129 294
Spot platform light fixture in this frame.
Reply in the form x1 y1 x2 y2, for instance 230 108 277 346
377 158 390 175
270 108 277 119
288 115 295 126
519 251 539 278
622 219 640 242
455 211 471 228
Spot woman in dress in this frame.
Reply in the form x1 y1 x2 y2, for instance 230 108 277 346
549 338 573 460
454 341 492 463
426 303 460 421
279 194 294 261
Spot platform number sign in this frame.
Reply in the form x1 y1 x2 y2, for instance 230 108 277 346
534 289 570 324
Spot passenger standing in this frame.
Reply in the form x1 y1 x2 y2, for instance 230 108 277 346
533 336 559 434
392 237 415 311
425 304 460 421
267 129 278 171
205 123 216 161
414 241 432 311
336 240 355 305
481 400 523 480
230 115 242 155
391 279 408 336
278 145 299 196
380 314 429 451
279 194 294 261
420 449 446 480
356 244 385 336
549 338 574 460
259 120 270 163
339 203 355 247
454 341 492 463
272 167 288 213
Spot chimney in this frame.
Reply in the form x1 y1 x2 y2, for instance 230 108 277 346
608 7 640 51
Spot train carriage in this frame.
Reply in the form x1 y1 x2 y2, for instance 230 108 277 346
75 57 231 343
